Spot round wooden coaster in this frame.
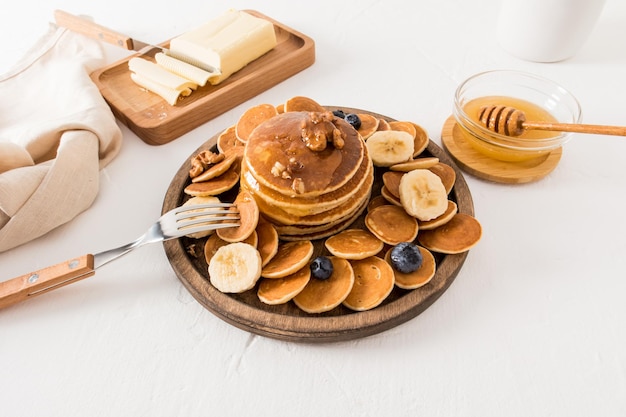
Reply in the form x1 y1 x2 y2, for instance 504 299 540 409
440 116 562 184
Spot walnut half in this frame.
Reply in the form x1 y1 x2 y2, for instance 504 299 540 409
300 111 346 151
189 150 225 178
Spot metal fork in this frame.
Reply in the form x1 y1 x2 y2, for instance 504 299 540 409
0 203 239 309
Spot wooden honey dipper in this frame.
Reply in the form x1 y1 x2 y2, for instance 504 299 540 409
478 105 626 137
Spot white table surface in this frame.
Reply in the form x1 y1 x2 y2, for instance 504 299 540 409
2 1 626 416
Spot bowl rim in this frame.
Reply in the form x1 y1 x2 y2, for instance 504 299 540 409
453 69 583 151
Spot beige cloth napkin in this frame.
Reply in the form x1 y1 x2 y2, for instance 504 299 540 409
0 25 122 252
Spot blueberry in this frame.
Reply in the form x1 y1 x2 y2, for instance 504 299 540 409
332 109 346 118
310 256 333 280
344 113 362 130
389 242 423 274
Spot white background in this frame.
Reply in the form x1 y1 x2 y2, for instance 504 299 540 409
1 1 626 416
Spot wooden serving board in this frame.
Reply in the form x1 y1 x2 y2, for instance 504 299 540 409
90 10 315 145
162 108 475 343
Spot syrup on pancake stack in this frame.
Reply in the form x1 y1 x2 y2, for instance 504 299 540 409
240 110 374 241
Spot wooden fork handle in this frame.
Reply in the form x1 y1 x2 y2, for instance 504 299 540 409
0 254 95 309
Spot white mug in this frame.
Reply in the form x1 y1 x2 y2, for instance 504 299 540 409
497 0 606 62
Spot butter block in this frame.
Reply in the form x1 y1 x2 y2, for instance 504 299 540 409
169 10 277 85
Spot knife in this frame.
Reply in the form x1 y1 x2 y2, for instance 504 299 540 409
53 10 166 53
53 10 217 72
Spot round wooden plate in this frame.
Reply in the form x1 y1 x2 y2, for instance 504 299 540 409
162 107 475 343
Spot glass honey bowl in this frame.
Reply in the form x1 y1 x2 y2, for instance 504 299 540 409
453 70 582 162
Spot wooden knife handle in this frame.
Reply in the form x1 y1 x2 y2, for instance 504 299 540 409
0 254 95 309
53 9 135 50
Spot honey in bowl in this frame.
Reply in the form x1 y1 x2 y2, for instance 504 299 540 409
460 95 560 162
453 70 581 163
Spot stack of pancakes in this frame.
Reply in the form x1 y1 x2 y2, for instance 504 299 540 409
240 111 374 241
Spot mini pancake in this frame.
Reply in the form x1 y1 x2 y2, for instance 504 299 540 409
244 231 258 247
380 186 402 207
418 200 458 230
293 256 355 313
235 103 278 142
255 217 279 267
343 256 395 311
382 171 403 199
284 95 326 112
418 213 482 254
261 240 314 278
411 122 429 156
191 151 239 183
204 231 257 264
217 190 259 243
257 266 311 305
204 233 228 264
217 125 246 152
275 103 285 113
377 118 391 131
389 121 417 138
367 195 388 212
356 113 379 139
184 168 239 196
325 229 384 260
384 246 436 290
428 163 456 194
390 157 440 172
365 204 418 246
181 195 222 239
224 146 245 171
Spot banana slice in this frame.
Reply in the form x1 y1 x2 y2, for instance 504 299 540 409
399 169 448 221
365 130 414 167
208 242 262 293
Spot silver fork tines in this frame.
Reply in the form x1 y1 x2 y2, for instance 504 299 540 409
93 203 239 269
162 202 239 237
173 204 240 235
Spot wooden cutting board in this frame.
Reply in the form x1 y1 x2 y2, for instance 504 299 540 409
90 10 315 145
161 107 475 343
